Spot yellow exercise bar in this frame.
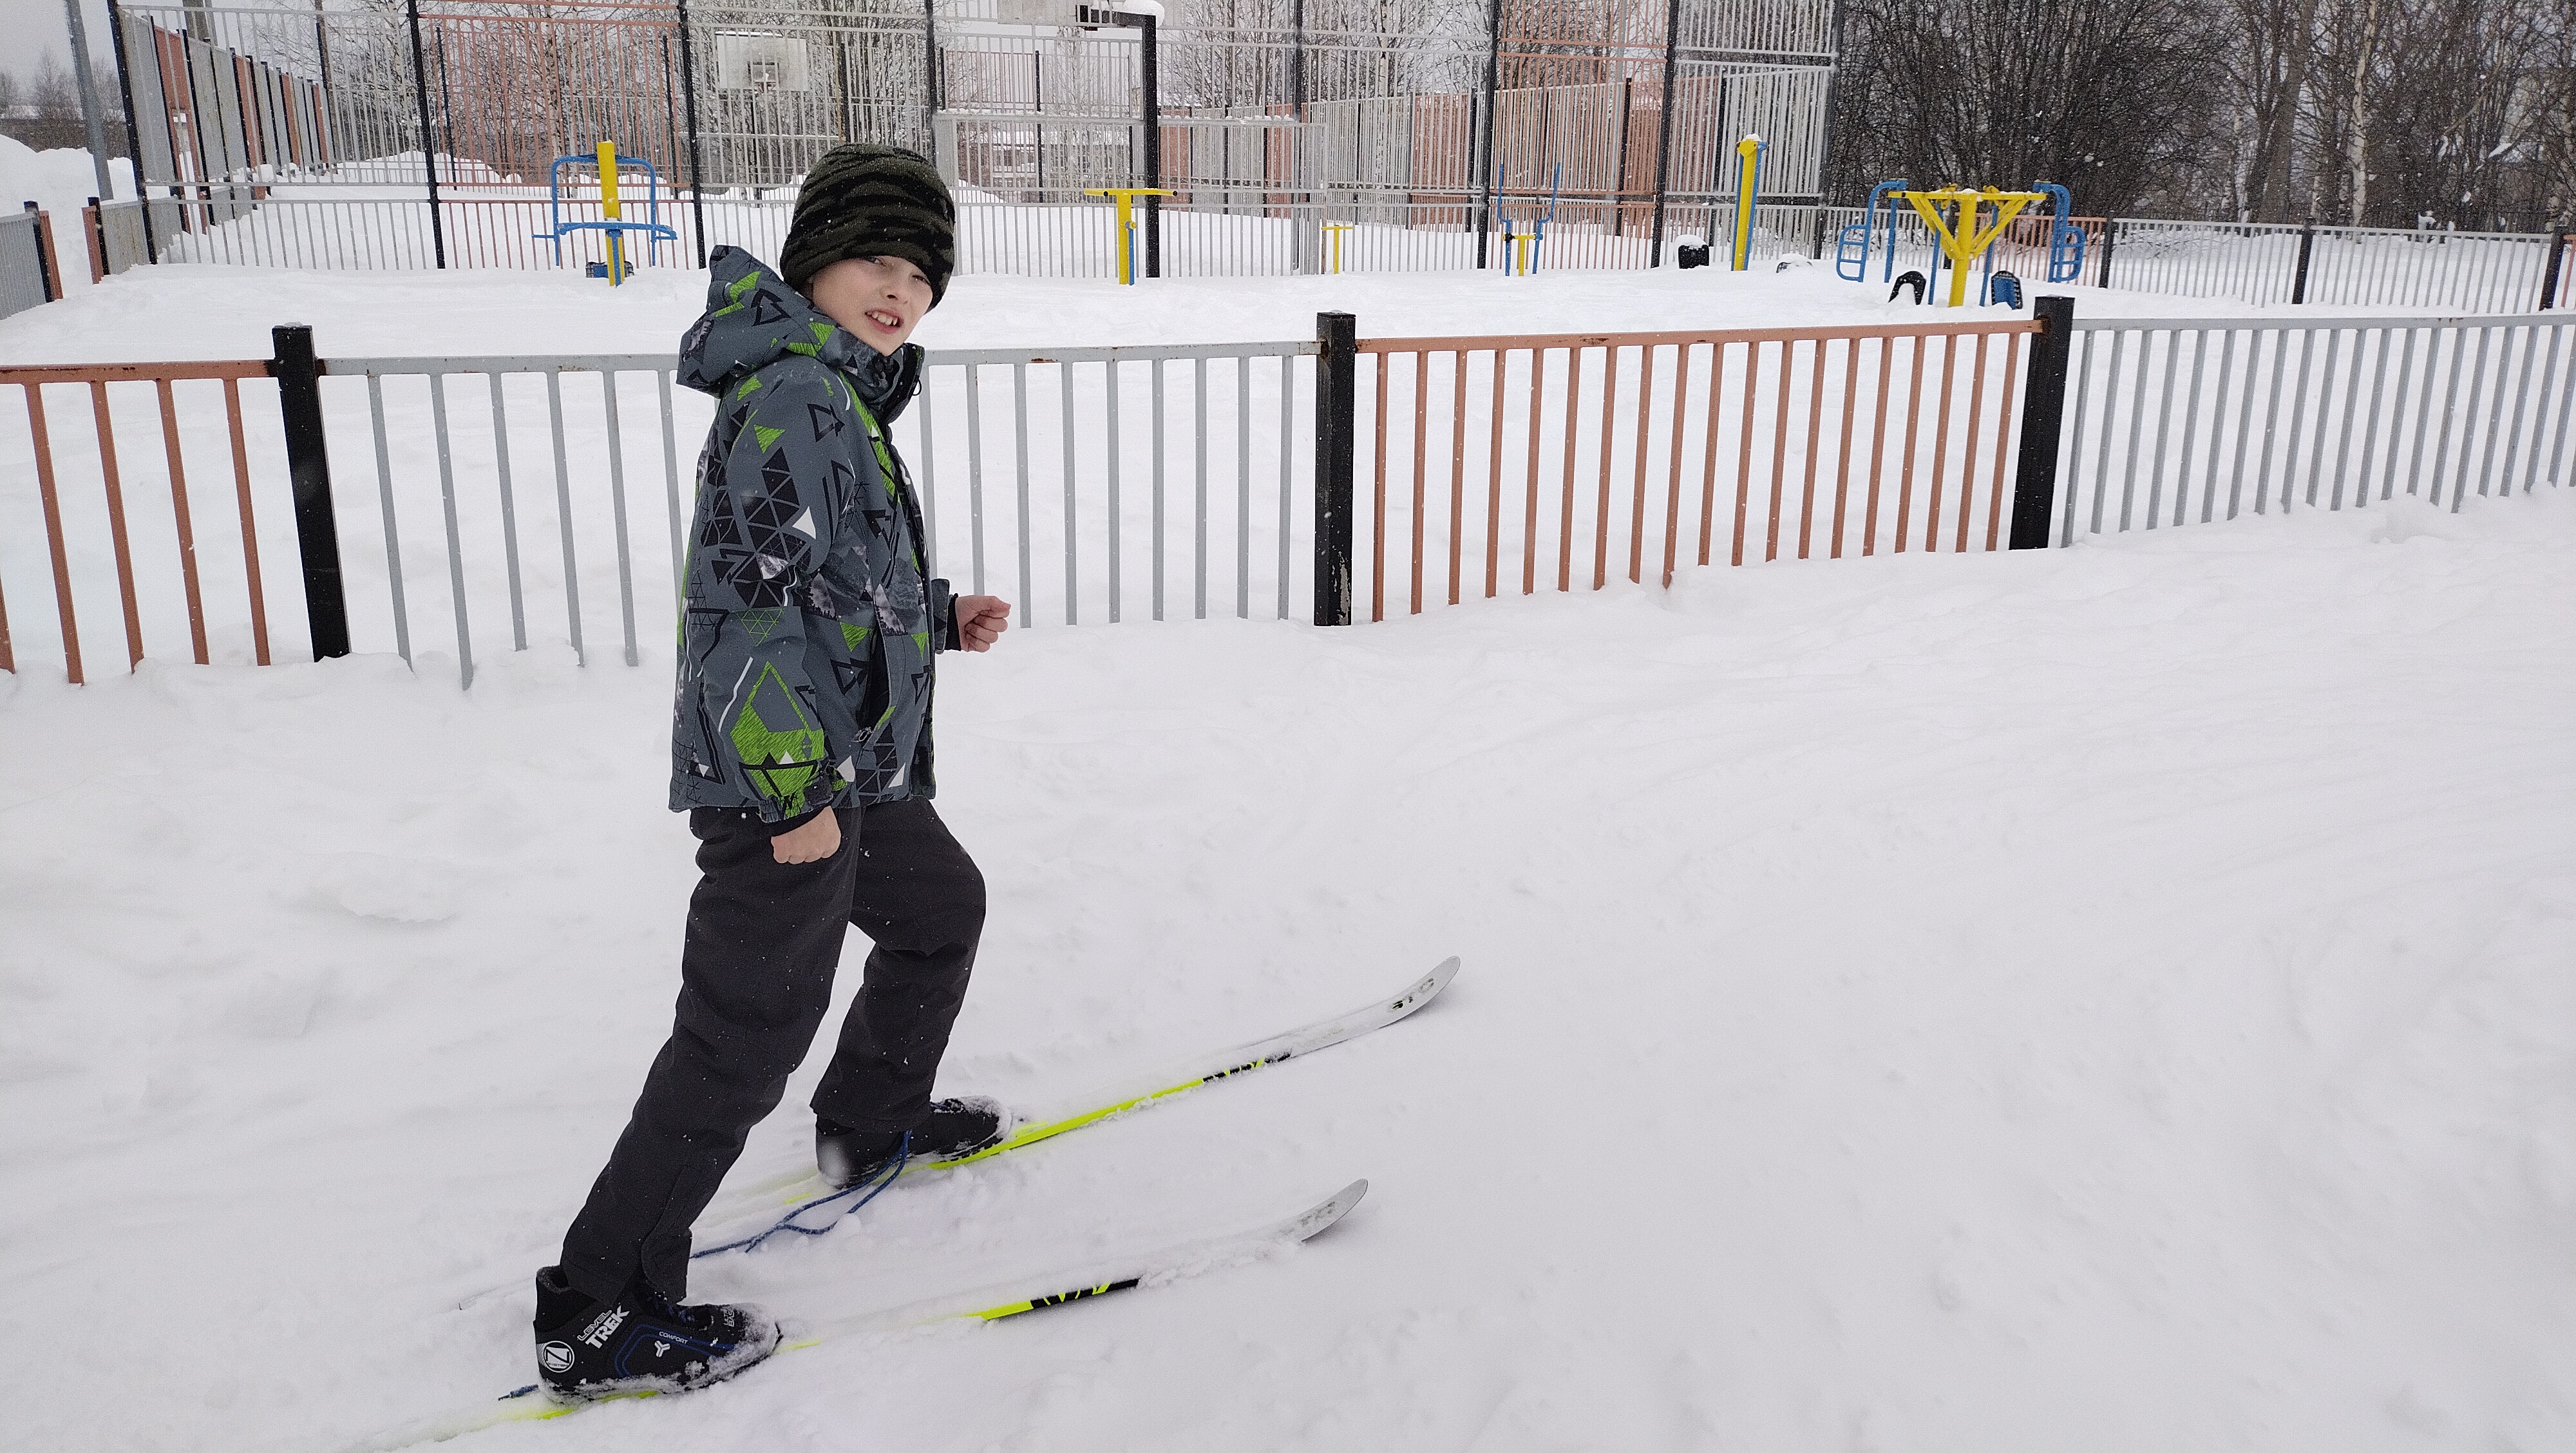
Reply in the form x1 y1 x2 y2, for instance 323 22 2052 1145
596 140 627 285
1083 187 1173 285
1730 135 1765 271
1901 185 2043 306
1322 220 1354 274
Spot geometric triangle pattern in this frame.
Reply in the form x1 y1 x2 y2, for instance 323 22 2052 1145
666 246 948 823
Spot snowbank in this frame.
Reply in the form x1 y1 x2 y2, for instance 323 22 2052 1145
2 482 2570 1451
0 136 135 293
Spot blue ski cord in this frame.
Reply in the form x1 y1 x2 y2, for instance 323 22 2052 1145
494 1148 909 1402
691 1132 909 1258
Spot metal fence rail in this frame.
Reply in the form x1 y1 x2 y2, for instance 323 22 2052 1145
14 301 2573 689
2 207 66 323
1352 316 2040 621
118 183 1844 280
81 169 2575 313
2054 311 2575 542
0 358 287 683
317 352 686 686
84 200 157 278
1816 207 2575 314
322 341 1321 685
1 334 1319 687
2100 220 2559 314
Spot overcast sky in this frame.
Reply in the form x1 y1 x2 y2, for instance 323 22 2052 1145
8 0 127 94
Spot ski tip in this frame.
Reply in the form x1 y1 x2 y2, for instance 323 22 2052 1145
1385 958 1462 1022
1297 1178 1370 1241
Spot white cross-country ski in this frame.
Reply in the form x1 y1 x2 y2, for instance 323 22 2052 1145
448 956 1454 1307
347 1179 1370 1452
704 955 1457 1227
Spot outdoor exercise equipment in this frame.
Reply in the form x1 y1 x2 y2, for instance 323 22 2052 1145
1728 135 1767 271
1841 179 2088 302
2033 182 2087 283
1496 163 1560 276
1900 185 2043 306
1321 220 1355 274
1084 187 1171 284
1835 178 1910 283
535 142 679 284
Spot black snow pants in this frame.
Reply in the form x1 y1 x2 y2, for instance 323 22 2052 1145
554 797 985 1304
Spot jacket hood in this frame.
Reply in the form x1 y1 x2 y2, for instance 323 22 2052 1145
678 245 922 423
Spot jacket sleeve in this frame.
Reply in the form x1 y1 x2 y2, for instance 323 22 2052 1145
930 578 960 652
676 365 848 825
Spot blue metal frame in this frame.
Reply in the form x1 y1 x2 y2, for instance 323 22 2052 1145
1835 178 1908 283
1494 161 1560 275
2036 182 2086 283
534 152 681 269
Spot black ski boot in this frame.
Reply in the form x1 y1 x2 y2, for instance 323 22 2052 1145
532 1267 779 1400
816 1096 1010 1188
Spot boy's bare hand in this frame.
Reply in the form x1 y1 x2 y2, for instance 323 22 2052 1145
956 596 1012 652
772 808 841 864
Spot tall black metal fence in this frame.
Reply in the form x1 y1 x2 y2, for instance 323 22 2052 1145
97 0 1834 278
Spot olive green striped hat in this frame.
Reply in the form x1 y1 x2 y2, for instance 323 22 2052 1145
778 143 956 304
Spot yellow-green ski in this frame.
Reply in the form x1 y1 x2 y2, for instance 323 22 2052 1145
696 956 1457 1229
347 1180 1370 1452
446 959 1455 1312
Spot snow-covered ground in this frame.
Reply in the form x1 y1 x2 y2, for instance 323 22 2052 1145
0 248 2447 368
3 265 2573 1452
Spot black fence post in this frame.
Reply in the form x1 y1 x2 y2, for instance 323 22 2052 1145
676 0 708 269
1472 0 1501 269
1312 311 1356 625
2539 228 2570 311
2095 220 2115 288
25 204 60 301
1137 14 1161 278
1645 0 1680 267
104 0 156 262
402 0 446 269
2290 219 2315 305
269 325 351 659
2007 294 2076 551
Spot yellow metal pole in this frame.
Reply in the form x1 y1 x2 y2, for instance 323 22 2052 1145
596 140 624 285
1900 187 2043 307
1730 136 1761 271
1084 188 1172 285
1947 195 1975 307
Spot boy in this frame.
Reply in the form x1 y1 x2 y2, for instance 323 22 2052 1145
528 143 1014 1400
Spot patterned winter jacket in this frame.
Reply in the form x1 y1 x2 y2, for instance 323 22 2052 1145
668 246 955 825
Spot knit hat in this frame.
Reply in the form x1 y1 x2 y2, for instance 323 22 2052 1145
779 144 956 305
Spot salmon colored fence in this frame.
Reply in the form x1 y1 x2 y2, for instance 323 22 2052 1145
1350 318 2041 621
1 359 283 683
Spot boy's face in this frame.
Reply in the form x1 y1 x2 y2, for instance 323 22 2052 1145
806 254 934 356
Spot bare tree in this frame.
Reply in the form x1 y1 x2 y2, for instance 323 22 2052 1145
2337 0 2543 229
1829 0 2224 217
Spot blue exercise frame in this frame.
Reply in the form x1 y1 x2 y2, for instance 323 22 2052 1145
2035 182 2087 283
1835 178 1909 283
535 152 681 271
